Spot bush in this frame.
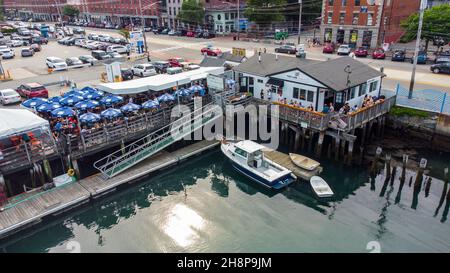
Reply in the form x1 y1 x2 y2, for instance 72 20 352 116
390 106 430 118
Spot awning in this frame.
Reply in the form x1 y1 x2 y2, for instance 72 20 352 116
267 78 284 88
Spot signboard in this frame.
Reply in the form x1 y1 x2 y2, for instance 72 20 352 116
232 47 246 57
129 31 145 54
105 62 122 82
207 74 224 92
239 19 248 30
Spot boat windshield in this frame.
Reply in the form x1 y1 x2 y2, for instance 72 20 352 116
234 147 248 158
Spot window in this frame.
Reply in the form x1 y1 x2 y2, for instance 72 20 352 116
352 13 359 25
257 79 263 83
362 30 372 47
248 77 254 85
341 0 347 6
299 89 306 100
335 92 344 103
328 0 334 5
234 147 248 158
350 86 357 99
225 13 229 20
293 87 299 99
355 0 360 5
307 91 314 102
367 13 373 26
327 12 333 24
360 83 367 96
231 13 235 19
339 13 345 24
370 81 378 92
217 14 221 20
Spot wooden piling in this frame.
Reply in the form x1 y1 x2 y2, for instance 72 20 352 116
308 130 314 153
294 130 300 152
315 131 325 158
370 147 382 175
385 154 392 181
347 141 354 166
414 158 427 192
334 137 340 162
358 146 364 165
409 176 413 187
425 177 432 197
360 125 367 146
340 139 346 162
390 166 397 186
400 155 408 183
327 140 332 159
435 168 449 216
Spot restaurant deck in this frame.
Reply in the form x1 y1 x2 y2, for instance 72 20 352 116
0 140 220 239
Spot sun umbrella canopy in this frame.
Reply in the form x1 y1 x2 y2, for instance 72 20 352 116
100 95 124 106
101 108 123 119
158 93 175 102
120 102 141 113
79 112 101 123
21 97 48 108
142 100 160 109
81 86 98 93
51 106 75 118
174 89 191 97
189 85 205 96
59 95 84 106
36 102 62 113
63 89 85 97
48 96 62 103
83 91 103 100
75 100 100 110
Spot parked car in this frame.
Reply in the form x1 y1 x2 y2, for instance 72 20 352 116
79 55 96 65
0 48 15 59
201 46 222 56
97 43 110 51
30 43 41 52
274 45 297 54
161 28 170 35
88 33 99 40
434 51 450 64
57 37 71 45
75 38 86 47
16 83 49 99
10 39 23 47
121 68 134 81
391 50 406 62
322 43 335 54
430 62 450 74
106 45 129 54
354 46 368 57
31 36 48 44
46 56 68 69
92 50 111 60
168 30 176 36
152 61 170 73
73 27 85 34
66 57 83 66
108 52 122 59
21 47 35 57
132 63 157 77
186 31 195 37
411 51 427 64
168 57 186 67
337 44 351 55
372 48 386 59
0 89 22 105
86 41 101 50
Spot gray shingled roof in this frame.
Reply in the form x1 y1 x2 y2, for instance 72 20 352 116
233 53 385 91
221 52 246 63
199 57 227 67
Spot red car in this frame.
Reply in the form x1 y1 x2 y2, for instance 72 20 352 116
322 43 335 54
372 48 386 59
186 31 195 37
16 83 49 99
168 57 186 67
201 46 222 56
354 46 368 57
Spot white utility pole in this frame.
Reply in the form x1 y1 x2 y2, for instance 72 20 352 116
408 0 426 99
297 0 302 45
237 0 240 40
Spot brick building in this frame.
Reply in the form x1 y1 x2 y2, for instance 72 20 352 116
204 0 246 33
3 0 67 21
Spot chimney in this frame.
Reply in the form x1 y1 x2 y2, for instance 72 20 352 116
258 52 261 62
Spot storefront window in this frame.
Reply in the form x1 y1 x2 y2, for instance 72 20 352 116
362 31 372 47
349 30 358 47
324 28 332 42
336 29 345 44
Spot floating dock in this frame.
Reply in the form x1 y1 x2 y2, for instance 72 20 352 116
0 140 220 239
263 150 322 181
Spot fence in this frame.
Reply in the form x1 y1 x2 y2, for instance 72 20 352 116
395 84 449 114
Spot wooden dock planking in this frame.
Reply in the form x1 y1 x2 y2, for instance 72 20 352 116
263 150 322 181
0 140 220 238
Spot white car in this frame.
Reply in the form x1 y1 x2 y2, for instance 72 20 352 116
46 56 68 69
0 89 22 105
337 44 351 55
0 48 14 59
108 52 122 59
10 39 23 47
106 45 129 54
74 38 86 47
132 63 157 77
86 41 101 50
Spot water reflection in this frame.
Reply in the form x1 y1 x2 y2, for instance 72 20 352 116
163 204 205 247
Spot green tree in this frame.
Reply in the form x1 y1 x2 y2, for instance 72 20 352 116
177 0 205 27
244 0 287 33
400 4 450 50
62 5 80 18
119 28 130 41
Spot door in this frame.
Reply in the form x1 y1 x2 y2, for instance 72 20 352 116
239 75 247 93
334 91 346 110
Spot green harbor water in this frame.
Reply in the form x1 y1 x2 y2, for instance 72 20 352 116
1 149 450 253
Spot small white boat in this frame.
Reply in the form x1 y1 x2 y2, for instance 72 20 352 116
310 176 334 198
221 140 296 190
289 153 320 171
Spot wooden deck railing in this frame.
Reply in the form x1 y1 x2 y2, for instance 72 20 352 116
272 101 332 131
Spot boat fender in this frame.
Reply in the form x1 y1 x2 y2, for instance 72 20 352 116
67 168 75 177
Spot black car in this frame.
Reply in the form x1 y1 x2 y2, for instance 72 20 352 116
434 51 450 64
152 61 170 73
391 50 406 62
79 55 96 65
274 45 297 54
121 68 134 81
194 30 203 38
430 62 450 74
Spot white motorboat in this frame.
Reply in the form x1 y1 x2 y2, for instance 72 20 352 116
221 140 296 190
310 176 334 198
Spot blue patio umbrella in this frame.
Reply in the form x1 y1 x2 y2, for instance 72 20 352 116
189 85 205 96
226 78 236 89
142 100 160 109
51 106 75 118
48 96 63 103
63 89 85 97
100 95 124 106
21 97 48 108
36 102 62 113
79 112 101 124
174 89 191 97
83 91 103 100
74 100 100 111
59 95 84 106
120 102 141 113
81 86 98 93
101 108 123 119
157 93 175 102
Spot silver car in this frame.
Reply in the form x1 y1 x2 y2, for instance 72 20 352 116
0 89 22 105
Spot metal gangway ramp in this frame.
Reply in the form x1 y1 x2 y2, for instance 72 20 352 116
93 103 222 179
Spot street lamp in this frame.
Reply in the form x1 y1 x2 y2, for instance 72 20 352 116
138 0 162 57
